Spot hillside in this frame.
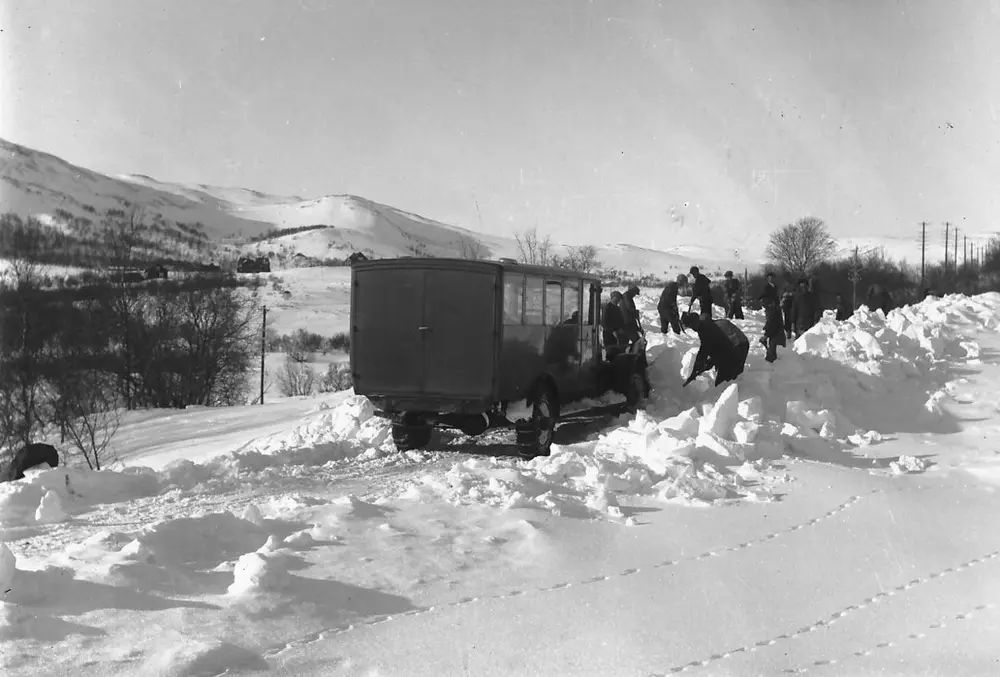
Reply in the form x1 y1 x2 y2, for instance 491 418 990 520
1 137 746 275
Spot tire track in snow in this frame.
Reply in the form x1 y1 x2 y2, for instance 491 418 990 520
234 489 881 670
781 602 997 674
649 546 1000 676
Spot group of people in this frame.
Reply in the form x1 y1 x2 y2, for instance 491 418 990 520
603 266 899 392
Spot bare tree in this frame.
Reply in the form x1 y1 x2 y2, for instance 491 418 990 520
276 355 317 397
458 236 489 261
514 227 553 266
553 244 601 273
104 207 146 409
765 217 838 275
62 372 121 471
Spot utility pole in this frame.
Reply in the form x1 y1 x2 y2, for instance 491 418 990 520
954 227 959 274
260 305 267 405
964 235 968 271
847 245 863 310
919 221 928 290
944 222 950 274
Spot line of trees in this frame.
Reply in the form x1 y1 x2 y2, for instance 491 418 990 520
751 216 1000 311
1 209 265 473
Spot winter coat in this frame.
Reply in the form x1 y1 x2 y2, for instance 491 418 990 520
763 304 786 344
691 273 713 309
657 282 679 314
759 282 780 307
836 301 853 321
690 319 749 383
619 293 642 340
723 277 741 301
602 301 625 345
790 290 820 332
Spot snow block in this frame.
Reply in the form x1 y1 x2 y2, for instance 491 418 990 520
0 543 15 595
696 431 744 461
34 489 68 524
658 408 700 438
732 421 760 444
698 383 740 440
737 396 763 421
227 552 288 595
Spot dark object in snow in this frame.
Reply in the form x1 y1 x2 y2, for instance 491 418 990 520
3 443 59 482
347 252 369 265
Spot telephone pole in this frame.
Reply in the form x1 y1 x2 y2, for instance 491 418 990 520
260 305 267 405
954 227 959 274
944 222 951 274
919 221 928 289
964 235 968 271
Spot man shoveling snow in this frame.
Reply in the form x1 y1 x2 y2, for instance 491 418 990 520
680 312 750 388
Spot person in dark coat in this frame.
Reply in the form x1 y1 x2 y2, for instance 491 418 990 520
780 285 795 339
722 270 744 320
657 279 682 334
760 296 786 363
808 278 825 325
681 313 750 387
835 293 853 321
602 291 627 360
867 284 893 315
759 271 780 308
620 284 644 343
687 266 714 321
790 278 820 338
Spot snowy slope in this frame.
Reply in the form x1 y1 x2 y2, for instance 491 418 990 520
3 291 1000 676
1 137 745 272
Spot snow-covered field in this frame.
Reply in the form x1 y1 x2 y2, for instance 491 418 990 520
3 291 1000 676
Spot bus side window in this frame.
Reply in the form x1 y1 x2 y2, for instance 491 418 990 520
587 284 599 325
503 274 524 324
524 276 544 325
562 281 581 323
544 281 562 325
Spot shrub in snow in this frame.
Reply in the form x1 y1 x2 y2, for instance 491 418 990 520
276 354 318 396
319 363 353 392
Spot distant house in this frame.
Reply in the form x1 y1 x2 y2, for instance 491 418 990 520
347 252 369 265
144 264 169 280
237 256 271 274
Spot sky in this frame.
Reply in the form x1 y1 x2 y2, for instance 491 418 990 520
2 0 999 257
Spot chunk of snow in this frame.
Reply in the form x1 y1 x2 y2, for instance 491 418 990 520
227 552 289 595
890 455 928 474
0 543 15 595
700 383 741 438
34 489 68 524
737 396 763 421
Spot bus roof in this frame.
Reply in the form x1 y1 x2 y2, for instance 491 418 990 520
352 256 603 282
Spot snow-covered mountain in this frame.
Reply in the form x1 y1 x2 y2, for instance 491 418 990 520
0 137 744 273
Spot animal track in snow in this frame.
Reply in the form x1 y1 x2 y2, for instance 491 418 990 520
782 602 997 673
648 546 1000 675
229 490 879 672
